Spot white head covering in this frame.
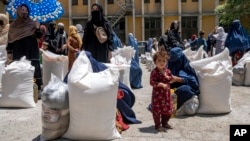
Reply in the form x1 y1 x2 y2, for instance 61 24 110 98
213 26 227 41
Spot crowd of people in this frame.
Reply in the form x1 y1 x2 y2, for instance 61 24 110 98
1 2 250 136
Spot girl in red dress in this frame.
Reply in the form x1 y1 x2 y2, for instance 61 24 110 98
150 51 174 132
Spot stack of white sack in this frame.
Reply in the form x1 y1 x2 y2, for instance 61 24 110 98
0 57 36 108
190 48 233 114
63 51 121 140
183 45 208 62
105 46 135 89
232 51 250 86
40 74 69 140
41 50 68 87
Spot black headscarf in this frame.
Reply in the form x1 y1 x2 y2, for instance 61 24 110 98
91 3 105 26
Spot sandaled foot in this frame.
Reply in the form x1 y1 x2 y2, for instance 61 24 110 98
156 127 166 132
163 123 173 129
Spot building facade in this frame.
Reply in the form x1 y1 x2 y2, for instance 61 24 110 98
2 0 225 43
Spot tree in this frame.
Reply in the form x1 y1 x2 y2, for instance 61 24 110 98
215 0 250 26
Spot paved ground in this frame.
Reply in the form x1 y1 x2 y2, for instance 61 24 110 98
0 61 250 141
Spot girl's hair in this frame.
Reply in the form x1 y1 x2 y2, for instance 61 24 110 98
69 25 83 48
153 50 168 62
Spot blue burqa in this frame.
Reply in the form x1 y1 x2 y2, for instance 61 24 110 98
65 51 141 124
146 38 153 53
168 47 200 109
128 34 143 89
225 20 250 55
112 31 122 50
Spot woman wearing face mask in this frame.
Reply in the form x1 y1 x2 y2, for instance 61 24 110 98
6 4 43 93
53 23 68 55
82 3 114 63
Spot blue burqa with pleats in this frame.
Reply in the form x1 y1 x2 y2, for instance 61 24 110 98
128 34 143 89
225 20 250 55
168 47 200 109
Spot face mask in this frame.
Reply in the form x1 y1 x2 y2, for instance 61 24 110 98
59 28 64 34
91 11 101 25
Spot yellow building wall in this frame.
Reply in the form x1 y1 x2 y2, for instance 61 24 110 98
202 16 216 38
202 0 215 12
181 0 198 14
165 0 178 14
59 0 69 17
126 16 143 41
134 0 142 15
107 2 121 15
144 0 161 15
164 16 178 30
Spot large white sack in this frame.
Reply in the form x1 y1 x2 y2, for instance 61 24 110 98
42 50 68 87
183 46 207 61
63 51 121 140
104 63 131 90
0 60 5 97
232 51 250 86
0 45 7 61
244 61 250 85
190 48 233 114
0 58 36 107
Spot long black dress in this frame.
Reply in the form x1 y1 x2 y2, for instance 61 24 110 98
82 21 113 63
6 30 43 90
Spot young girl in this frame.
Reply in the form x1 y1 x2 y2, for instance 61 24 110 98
150 51 174 132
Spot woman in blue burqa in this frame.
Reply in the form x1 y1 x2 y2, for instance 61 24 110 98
128 33 143 89
168 47 200 109
225 19 250 66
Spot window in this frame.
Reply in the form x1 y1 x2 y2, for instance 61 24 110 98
181 0 187 2
181 16 198 40
145 17 161 39
192 0 198 2
72 0 78 5
82 0 88 5
108 0 114 4
155 0 160 3
144 0 150 4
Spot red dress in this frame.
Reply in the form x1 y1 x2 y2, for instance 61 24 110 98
150 68 174 116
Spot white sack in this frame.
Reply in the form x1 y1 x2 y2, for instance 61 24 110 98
104 63 131 90
232 51 250 86
190 48 233 114
0 57 36 107
244 61 250 85
0 45 7 61
63 51 121 140
42 50 68 87
183 46 207 61
0 60 5 97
